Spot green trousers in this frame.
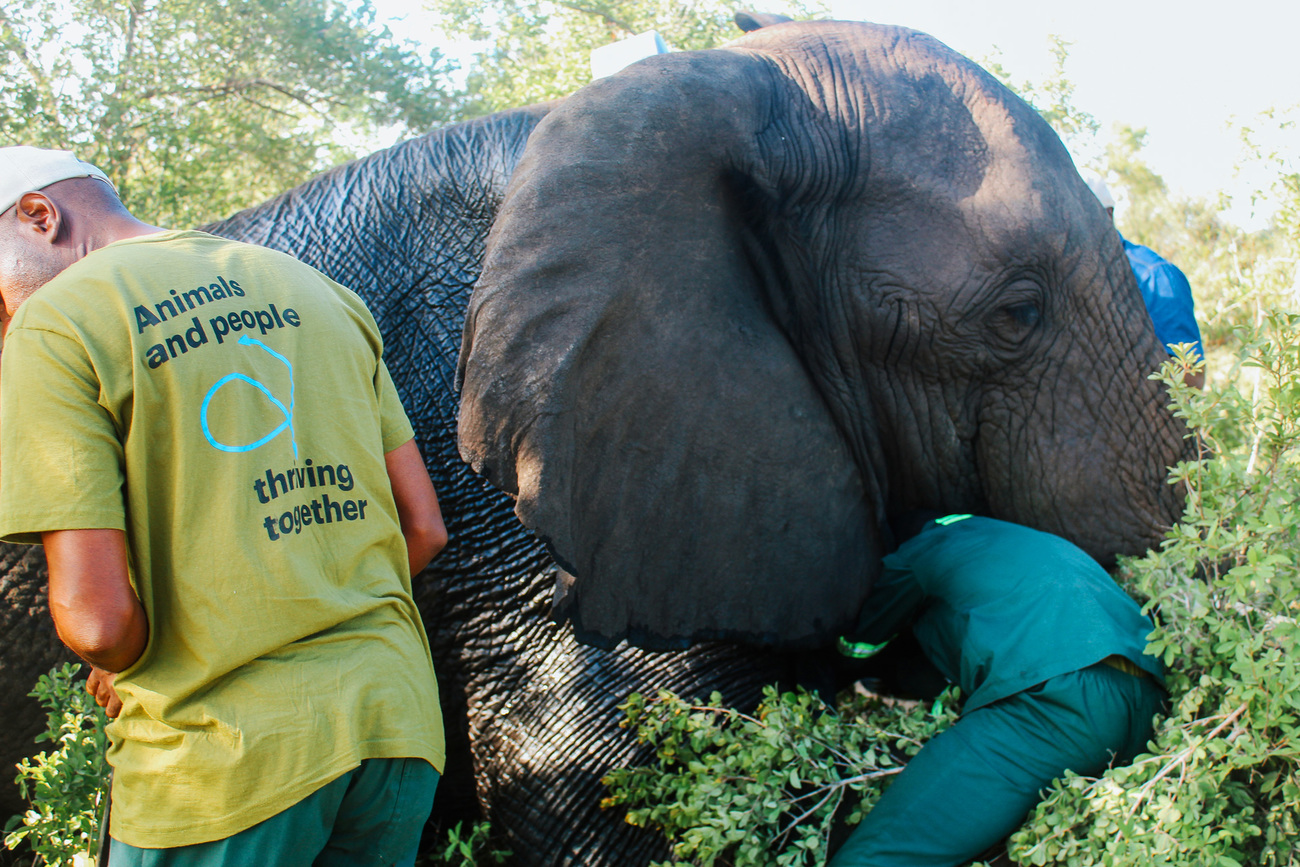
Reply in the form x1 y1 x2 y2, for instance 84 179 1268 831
828 663 1164 867
109 757 439 867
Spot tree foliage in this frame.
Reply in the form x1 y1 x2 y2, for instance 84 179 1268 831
425 0 827 116
0 0 457 227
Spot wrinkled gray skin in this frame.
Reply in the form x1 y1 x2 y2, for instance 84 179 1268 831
0 20 1188 867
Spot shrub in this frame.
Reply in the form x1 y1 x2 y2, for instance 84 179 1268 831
2 663 109 867
420 820 512 866
2 664 510 867
1005 323 1300 866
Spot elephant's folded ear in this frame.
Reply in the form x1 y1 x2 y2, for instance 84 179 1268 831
457 50 879 649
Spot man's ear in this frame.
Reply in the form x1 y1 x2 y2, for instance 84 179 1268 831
15 192 62 242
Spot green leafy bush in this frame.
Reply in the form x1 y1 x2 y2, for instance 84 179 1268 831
1 663 509 867
419 820 512 866
2 662 109 867
602 685 958 866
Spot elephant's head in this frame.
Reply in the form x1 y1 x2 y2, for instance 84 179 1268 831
456 20 1190 650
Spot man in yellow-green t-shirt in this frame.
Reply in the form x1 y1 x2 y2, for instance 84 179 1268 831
0 146 448 866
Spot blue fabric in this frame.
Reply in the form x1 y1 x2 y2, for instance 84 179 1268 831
109 758 439 867
1123 237 1204 361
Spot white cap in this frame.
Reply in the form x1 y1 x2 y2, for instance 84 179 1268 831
0 146 115 215
590 31 671 80
1086 175 1115 209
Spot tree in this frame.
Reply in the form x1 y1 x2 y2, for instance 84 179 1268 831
0 0 458 227
427 0 827 116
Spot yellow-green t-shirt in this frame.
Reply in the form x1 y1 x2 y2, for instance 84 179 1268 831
0 230 444 848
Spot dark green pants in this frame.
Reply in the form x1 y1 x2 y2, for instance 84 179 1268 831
828 663 1164 867
109 757 439 867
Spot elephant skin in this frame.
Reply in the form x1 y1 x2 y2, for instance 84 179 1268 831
0 19 1189 867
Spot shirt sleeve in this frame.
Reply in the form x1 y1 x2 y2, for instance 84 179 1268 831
375 358 416 454
0 327 126 544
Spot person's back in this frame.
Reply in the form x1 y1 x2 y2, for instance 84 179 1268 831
885 516 1163 710
1121 236 1204 362
0 147 447 864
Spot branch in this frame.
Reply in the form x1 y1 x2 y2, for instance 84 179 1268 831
139 78 321 109
1125 701 1249 819
774 768 904 847
0 7 63 125
553 1 638 36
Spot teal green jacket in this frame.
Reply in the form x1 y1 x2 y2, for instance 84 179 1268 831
845 516 1164 711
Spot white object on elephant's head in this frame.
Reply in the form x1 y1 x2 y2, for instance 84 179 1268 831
1086 175 1115 210
590 31 671 81
0 146 115 216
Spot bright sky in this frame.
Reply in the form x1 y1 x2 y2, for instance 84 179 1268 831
371 0 1299 230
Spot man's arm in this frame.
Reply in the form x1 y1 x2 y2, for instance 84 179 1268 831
43 528 147 673
385 438 447 578
848 566 925 646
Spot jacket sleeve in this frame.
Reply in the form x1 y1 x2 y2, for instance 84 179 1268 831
843 562 925 646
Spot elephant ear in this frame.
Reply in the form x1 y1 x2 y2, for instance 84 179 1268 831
458 46 880 649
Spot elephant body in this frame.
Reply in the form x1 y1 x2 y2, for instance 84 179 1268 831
1 20 1188 867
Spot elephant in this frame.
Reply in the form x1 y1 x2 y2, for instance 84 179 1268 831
0 17 1188 867
455 19 1189 651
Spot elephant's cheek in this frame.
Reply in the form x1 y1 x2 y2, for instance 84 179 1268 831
974 397 1180 563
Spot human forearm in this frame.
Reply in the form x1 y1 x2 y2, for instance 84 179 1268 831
403 516 448 578
385 438 447 577
44 528 148 672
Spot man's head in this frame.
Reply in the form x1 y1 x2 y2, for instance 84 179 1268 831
1087 175 1116 222
0 147 139 326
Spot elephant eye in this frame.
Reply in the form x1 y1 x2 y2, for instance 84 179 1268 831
988 299 1043 354
1004 302 1041 328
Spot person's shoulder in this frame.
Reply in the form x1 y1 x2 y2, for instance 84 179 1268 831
1121 237 1164 268
927 515 1086 558
1121 237 1187 279
6 251 115 337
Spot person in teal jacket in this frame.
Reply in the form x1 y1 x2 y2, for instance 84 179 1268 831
828 514 1166 867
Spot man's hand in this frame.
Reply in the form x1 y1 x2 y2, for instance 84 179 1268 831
86 666 123 718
